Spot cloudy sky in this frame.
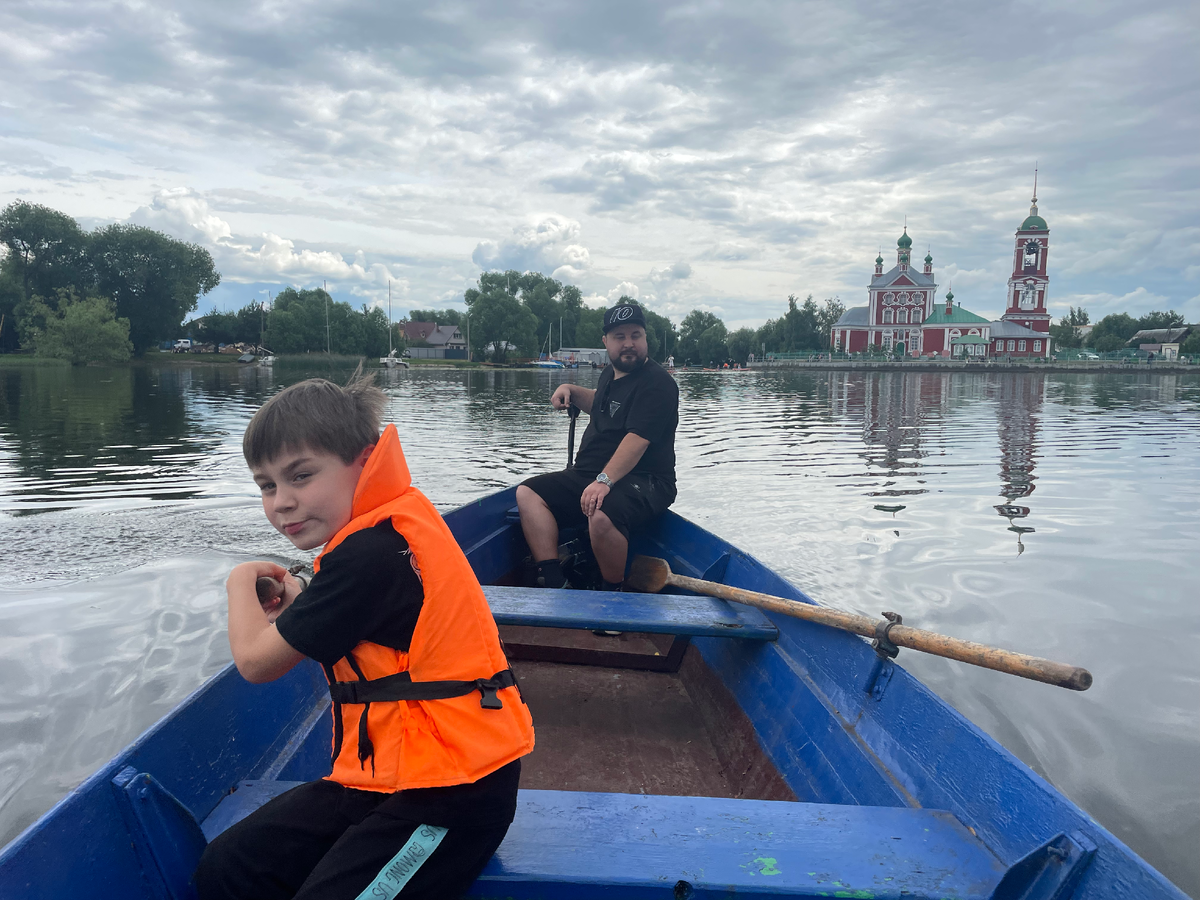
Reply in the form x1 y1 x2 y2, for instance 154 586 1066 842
1 0 1196 328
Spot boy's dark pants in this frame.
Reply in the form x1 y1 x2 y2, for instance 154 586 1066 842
195 772 515 900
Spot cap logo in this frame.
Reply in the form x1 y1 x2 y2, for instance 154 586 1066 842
614 306 634 321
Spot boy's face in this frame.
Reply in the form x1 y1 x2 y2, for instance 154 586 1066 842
251 445 372 550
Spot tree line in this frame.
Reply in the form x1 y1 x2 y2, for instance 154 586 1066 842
1049 307 1197 354
185 288 392 357
454 272 845 366
0 201 220 362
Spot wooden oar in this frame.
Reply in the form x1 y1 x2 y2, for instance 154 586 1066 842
626 556 1093 691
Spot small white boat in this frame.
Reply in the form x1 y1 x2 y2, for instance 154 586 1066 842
534 358 565 369
380 350 410 369
257 355 275 367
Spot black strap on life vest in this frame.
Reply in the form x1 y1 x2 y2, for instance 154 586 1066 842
324 658 520 773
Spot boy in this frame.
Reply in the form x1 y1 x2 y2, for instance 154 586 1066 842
196 377 535 900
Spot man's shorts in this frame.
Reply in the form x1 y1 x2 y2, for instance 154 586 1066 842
522 468 677 540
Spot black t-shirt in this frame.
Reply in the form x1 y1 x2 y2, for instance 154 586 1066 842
573 358 679 481
276 519 424 665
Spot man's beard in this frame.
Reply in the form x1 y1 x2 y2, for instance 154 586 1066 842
610 350 646 373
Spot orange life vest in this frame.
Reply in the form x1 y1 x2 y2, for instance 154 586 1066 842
314 424 535 792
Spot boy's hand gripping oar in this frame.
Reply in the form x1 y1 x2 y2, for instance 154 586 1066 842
566 403 580 467
626 556 1093 691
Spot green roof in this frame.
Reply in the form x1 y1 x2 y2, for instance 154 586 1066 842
897 229 912 249
950 335 991 345
1020 214 1048 231
924 303 992 325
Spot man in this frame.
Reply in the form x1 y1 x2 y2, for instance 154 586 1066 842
516 302 679 591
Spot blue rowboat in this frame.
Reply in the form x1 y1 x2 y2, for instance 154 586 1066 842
0 487 1186 899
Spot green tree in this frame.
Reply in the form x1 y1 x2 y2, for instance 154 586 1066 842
263 288 387 356
1049 306 1090 349
677 310 728 365
0 267 22 352
574 306 605 348
1087 312 1138 351
31 288 132 364
463 274 538 363
816 296 846 346
755 294 824 353
89 224 220 353
1136 310 1185 330
407 308 464 326
1179 330 1200 356
726 327 756 363
0 200 90 304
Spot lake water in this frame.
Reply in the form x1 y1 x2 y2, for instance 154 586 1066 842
1 362 1197 895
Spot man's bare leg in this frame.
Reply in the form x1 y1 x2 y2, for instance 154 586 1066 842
516 485 559 563
588 510 628 585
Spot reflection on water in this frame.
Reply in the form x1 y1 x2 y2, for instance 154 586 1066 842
1 364 1198 894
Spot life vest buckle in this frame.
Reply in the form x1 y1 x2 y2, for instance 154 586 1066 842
475 678 504 710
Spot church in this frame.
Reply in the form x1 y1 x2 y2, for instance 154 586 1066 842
831 186 1053 358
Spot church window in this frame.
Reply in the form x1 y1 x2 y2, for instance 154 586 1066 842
884 308 893 323
1024 240 1039 269
884 292 894 302
949 329 961 340
898 292 909 302
899 309 909 324
911 309 922 323
1018 340 1026 351
1008 340 1016 351
1033 340 1042 351
969 329 979 336
995 340 1003 351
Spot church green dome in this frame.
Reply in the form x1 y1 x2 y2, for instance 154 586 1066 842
1020 214 1048 231
875 253 884 265
897 228 912 249
924 251 933 264
945 289 954 302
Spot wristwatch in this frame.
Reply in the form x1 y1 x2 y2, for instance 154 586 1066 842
595 473 614 487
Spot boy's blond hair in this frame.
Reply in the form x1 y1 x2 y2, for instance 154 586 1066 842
243 376 387 466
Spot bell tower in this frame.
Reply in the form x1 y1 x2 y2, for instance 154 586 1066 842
1003 170 1051 334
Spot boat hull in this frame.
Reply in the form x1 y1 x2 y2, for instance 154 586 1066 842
0 487 1185 898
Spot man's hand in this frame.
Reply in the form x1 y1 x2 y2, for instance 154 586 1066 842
551 384 573 410
581 480 610 516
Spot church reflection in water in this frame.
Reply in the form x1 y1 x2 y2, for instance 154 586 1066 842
991 374 1045 554
826 371 1045 552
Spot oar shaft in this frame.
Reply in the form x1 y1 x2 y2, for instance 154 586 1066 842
664 572 1092 691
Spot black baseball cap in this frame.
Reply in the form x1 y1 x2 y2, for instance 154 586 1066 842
603 302 647 333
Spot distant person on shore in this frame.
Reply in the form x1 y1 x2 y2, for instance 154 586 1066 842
196 377 534 900
516 302 679 591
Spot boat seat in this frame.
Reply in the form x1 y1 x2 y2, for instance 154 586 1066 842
202 784 1007 898
482 584 777 640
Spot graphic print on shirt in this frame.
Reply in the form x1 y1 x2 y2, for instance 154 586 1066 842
608 400 621 416
403 548 422 581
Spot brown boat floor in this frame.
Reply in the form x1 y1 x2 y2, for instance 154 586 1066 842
503 627 796 802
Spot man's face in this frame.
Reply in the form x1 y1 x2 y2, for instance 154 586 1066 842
252 445 371 550
603 325 648 373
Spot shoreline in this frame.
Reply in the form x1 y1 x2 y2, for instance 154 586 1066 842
746 359 1197 374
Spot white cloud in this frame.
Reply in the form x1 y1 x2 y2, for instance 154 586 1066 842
471 215 592 283
127 188 402 302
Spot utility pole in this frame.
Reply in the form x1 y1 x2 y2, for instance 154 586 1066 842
388 279 393 356
324 280 330 355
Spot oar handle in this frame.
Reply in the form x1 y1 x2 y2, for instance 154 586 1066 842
567 403 580 468
665 573 1092 691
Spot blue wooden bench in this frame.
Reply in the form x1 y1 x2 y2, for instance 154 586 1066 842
481 584 777 672
201 782 1006 899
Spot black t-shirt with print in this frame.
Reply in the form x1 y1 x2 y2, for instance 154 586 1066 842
573 358 679 482
275 519 424 664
